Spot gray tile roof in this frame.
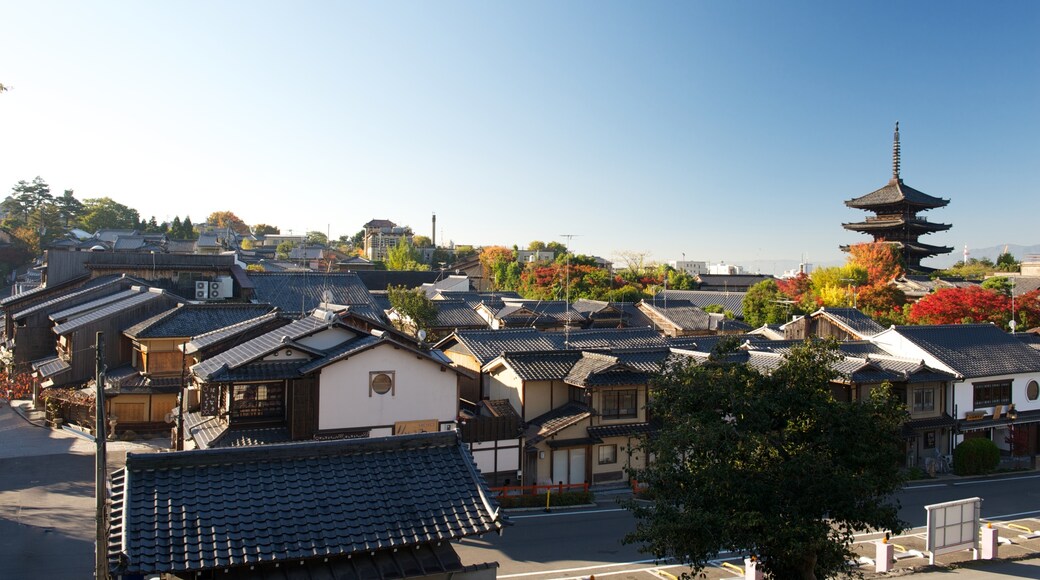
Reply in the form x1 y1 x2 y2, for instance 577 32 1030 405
124 303 277 339
433 300 489 329
184 312 288 354
12 274 132 320
247 272 384 320
695 274 775 292
441 328 559 365
587 422 656 439
525 401 593 446
1015 332 1040 351
498 351 583 381
813 307 886 337
638 300 711 331
845 179 949 209
566 352 649 387
206 360 310 382
887 324 1040 379
52 289 175 335
191 314 332 380
109 432 503 576
31 355 70 378
654 290 747 319
49 288 143 322
547 327 670 350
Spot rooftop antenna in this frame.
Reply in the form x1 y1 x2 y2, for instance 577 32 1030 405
891 121 901 183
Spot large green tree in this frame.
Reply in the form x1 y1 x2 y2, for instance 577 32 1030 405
385 237 429 271
78 197 140 232
742 279 800 327
387 285 438 337
626 341 907 580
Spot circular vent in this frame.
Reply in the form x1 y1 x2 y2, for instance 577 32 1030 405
371 373 393 395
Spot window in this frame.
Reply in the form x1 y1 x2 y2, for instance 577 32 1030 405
1028 380 1039 402
598 444 617 465
974 380 1012 409
924 431 936 449
601 389 637 420
912 388 935 412
370 371 395 396
231 383 285 420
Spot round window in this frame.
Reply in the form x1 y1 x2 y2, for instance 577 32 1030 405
1027 380 1039 401
371 373 393 395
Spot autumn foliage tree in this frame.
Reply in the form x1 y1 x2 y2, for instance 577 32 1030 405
208 210 250 234
848 241 904 285
908 286 1011 326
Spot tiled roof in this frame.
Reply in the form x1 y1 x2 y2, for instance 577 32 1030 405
12 274 131 320
813 307 886 337
845 179 949 209
297 335 383 374
547 327 670 350
191 314 333 379
902 413 958 437
184 312 288 354
653 290 747 319
498 351 583 381
1015 332 1040 351
566 352 648 387
434 291 505 310
587 422 656 439
247 272 383 319
102 364 182 394
888 324 1040 379
482 399 520 419
53 290 177 335
695 274 774 292
503 301 585 324
354 271 442 292
109 432 503 576
525 401 592 446
638 300 711 331
442 328 559 365
31 355 70 378
49 288 143 322
432 300 488 328
124 304 277 339
206 360 310 382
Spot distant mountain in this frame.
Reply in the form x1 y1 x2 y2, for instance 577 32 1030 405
927 244 1040 270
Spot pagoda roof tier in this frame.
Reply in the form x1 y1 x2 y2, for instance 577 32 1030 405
842 218 952 234
841 240 953 257
845 179 949 210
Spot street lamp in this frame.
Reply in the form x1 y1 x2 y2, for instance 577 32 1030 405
840 278 859 309
1006 403 1018 466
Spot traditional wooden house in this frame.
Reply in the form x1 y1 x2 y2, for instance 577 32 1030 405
184 309 470 449
637 299 751 337
109 432 504 580
782 307 886 341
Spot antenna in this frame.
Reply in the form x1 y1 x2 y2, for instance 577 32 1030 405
892 121 901 182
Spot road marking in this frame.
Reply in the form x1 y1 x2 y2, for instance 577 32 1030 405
905 483 946 489
498 559 664 578
954 474 1040 486
987 509 1040 520
509 508 627 519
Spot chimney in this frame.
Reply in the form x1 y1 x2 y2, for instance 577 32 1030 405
432 212 437 248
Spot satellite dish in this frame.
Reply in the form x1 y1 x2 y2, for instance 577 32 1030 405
163 412 175 424
417 329 427 342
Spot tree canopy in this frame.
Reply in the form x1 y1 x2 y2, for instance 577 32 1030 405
907 286 1011 327
385 237 429 271
208 210 250 234
387 285 438 337
252 223 280 236
78 197 140 232
625 340 907 580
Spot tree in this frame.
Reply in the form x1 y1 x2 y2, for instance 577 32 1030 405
625 340 907 580
276 240 296 259
252 223 280 236
981 276 1013 297
412 235 433 248
907 286 1010 326
387 285 438 337
996 251 1020 272
208 210 250 234
51 189 84 227
385 237 429 271
527 240 546 251
848 241 903 285
479 246 518 290
933 258 995 281
742 279 800 327
78 197 140 232
305 230 329 246
1016 289 1040 330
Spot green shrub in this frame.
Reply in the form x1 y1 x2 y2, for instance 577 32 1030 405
495 491 594 509
953 438 1000 475
903 467 930 480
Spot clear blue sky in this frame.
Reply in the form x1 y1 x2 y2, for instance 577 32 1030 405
2 1 1037 271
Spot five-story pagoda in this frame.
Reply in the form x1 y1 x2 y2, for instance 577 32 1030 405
842 123 952 272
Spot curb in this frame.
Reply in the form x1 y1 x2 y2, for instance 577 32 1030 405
7 400 48 428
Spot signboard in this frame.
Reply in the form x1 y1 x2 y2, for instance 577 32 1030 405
925 497 981 563
200 385 220 417
394 419 439 435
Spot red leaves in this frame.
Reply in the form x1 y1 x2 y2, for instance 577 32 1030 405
848 241 904 285
908 286 1011 326
0 371 36 400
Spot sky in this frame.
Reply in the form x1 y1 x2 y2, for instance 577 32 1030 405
1 1 1037 272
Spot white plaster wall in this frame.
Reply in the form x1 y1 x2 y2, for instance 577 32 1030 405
952 372 1040 419
487 366 522 416
317 344 457 431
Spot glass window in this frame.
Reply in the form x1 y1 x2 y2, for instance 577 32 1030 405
973 380 1012 408
1027 380 1039 402
913 388 935 412
370 371 395 396
601 389 638 420
598 444 617 465
231 383 285 420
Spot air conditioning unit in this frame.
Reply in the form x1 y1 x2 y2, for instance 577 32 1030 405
209 281 221 299
195 281 209 300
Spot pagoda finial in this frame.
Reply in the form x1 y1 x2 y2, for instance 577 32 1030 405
892 121 901 181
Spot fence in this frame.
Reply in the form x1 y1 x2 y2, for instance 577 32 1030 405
489 482 590 497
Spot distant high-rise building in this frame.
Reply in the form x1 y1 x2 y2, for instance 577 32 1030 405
842 123 953 272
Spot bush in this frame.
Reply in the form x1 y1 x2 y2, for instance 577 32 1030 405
953 438 1000 476
494 491 593 509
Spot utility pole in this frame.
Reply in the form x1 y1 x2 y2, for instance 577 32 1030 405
95 332 108 580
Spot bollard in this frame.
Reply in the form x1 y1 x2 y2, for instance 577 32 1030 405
980 523 999 560
875 539 894 573
744 557 763 580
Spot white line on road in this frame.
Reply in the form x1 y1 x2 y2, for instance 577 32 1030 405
904 483 946 489
498 559 663 578
954 474 1040 486
508 508 627 519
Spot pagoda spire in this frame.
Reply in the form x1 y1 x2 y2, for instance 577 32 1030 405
892 121 901 182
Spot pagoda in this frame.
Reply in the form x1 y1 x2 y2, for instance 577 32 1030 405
842 123 952 272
